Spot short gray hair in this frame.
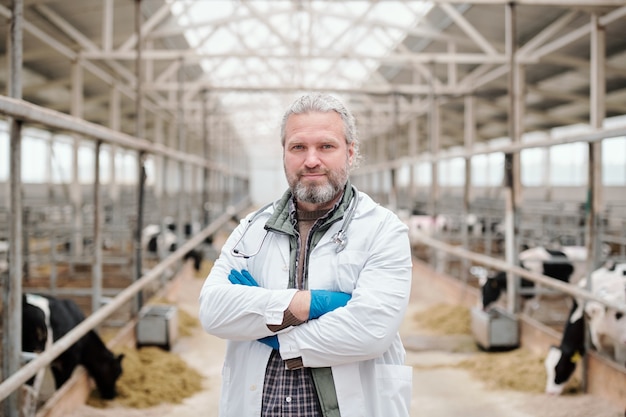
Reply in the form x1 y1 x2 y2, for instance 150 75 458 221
280 93 361 168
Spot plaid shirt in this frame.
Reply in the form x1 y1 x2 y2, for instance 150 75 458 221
261 202 328 416
262 351 322 417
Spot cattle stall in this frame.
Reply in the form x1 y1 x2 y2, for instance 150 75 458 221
0 92 251 413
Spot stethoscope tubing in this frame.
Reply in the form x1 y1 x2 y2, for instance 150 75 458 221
231 186 359 258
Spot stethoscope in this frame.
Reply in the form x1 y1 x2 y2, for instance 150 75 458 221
231 186 359 259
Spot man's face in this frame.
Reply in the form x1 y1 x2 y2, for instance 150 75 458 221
283 111 354 209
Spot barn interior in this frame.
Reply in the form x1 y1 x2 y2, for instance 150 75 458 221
1 0 626 416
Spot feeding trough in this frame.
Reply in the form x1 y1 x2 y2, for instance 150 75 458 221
471 305 519 350
136 304 179 350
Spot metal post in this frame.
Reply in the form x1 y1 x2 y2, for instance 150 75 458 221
583 13 606 393
428 81 440 219
133 0 145 312
462 94 476 282
428 75 441 271
202 90 211 228
504 2 523 314
388 94 399 212
108 85 120 230
3 0 23 415
92 141 103 315
177 58 185 246
408 117 418 207
70 59 84 266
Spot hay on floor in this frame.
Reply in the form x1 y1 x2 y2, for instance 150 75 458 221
88 346 203 408
456 348 581 394
412 303 472 335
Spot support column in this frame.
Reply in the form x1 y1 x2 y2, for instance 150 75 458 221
429 95 440 220
376 112 386 205
586 14 605 272
133 0 146 312
408 116 418 208
430 94 442 271
176 58 186 244
462 94 476 281
92 140 103 314
202 91 211 227
70 59 84 259
388 94 399 211
3 0 23 415
108 86 120 209
504 3 524 313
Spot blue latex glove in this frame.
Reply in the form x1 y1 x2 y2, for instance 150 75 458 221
309 290 351 320
258 335 279 350
228 269 259 286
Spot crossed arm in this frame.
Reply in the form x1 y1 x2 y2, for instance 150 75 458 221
227 269 351 350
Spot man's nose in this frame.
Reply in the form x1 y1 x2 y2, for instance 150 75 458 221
303 150 321 167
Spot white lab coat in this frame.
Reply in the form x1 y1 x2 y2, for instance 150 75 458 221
199 190 413 417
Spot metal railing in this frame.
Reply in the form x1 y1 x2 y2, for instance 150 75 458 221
412 231 626 314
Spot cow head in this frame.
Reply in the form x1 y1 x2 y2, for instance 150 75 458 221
90 352 124 399
480 272 506 310
544 346 581 395
22 300 48 353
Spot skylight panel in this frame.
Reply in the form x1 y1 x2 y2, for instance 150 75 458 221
197 26 240 55
186 1 237 22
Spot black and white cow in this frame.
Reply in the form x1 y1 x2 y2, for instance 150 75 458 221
476 246 585 310
22 294 124 399
544 261 626 395
141 224 203 271
23 294 50 354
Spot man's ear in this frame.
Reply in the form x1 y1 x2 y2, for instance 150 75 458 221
347 142 355 166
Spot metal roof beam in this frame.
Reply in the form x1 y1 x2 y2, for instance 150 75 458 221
427 0 626 5
117 2 172 52
438 2 499 55
80 49 531 65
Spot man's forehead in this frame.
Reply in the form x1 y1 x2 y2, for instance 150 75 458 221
285 112 343 136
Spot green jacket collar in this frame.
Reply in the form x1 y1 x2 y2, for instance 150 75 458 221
264 181 355 234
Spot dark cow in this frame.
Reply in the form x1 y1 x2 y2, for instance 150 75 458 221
23 294 124 399
477 246 580 310
544 261 626 395
142 224 203 271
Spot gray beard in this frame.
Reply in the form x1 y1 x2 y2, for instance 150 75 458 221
293 181 338 205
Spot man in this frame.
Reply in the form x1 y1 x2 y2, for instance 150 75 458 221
199 93 413 417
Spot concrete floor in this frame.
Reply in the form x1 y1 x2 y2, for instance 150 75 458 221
64 259 625 417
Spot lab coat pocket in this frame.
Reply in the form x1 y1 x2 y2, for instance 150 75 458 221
335 250 369 293
309 249 367 292
375 364 412 417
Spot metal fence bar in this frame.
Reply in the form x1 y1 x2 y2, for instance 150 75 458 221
0 95 247 178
